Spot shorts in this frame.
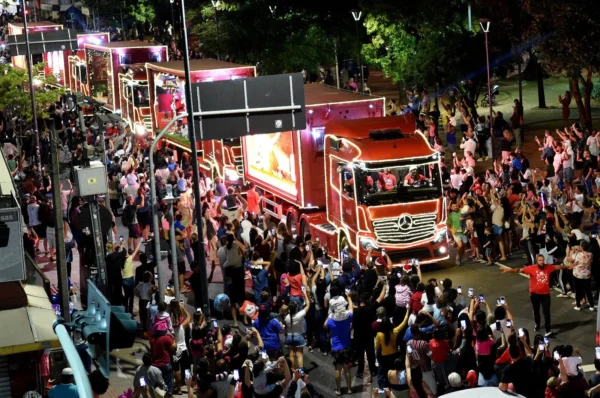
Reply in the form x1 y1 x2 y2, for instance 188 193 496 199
173 349 190 373
470 237 479 247
331 348 353 366
128 223 141 239
493 225 503 236
563 167 574 183
177 261 187 276
285 334 306 347
33 224 46 239
455 234 468 244
485 246 492 258
47 228 56 250
137 211 150 229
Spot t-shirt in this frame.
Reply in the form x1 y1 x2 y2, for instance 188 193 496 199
352 305 376 339
501 356 535 396
429 338 450 364
49 384 79 398
407 339 432 373
409 291 424 314
327 312 353 352
447 211 464 235
379 172 397 191
476 338 495 356
283 310 306 335
522 264 557 295
252 318 283 351
246 189 260 215
151 334 174 367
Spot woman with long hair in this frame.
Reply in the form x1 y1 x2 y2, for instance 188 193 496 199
375 310 410 391
225 233 244 327
280 289 310 371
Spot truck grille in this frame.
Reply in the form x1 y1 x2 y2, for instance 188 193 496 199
373 212 437 245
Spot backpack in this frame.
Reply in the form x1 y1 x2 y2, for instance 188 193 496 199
121 206 132 227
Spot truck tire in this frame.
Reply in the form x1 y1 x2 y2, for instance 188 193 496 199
287 212 298 238
300 220 310 241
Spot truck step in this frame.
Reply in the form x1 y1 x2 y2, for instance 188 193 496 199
315 222 336 232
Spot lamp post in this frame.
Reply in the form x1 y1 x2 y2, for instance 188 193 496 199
351 10 364 93
170 0 176 40
269 5 275 15
212 0 221 60
479 18 493 153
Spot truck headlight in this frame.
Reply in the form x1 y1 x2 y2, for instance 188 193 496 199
433 228 447 243
225 168 240 182
360 237 380 251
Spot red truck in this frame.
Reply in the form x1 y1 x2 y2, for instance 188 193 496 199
242 91 448 265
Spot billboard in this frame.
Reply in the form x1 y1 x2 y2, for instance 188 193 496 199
245 131 297 196
153 72 186 131
0 207 25 282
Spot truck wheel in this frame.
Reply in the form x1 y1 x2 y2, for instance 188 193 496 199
300 220 310 241
287 212 298 238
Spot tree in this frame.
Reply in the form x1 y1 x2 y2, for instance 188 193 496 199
521 0 600 128
128 0 155 24
0 63 65 126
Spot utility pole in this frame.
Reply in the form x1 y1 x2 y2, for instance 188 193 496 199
179 0 210 316
334 38 340 89
49 120 71 322
22 2 42 182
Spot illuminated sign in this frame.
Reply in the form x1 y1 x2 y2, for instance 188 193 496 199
245 131 297 196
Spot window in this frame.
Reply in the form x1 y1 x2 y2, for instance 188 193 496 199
311 127 325 152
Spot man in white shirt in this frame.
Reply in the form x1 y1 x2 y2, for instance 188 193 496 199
459 132 477 159
561 141 574 186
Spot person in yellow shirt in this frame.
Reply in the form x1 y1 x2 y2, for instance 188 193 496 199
375 308 410 390
122 241 142 314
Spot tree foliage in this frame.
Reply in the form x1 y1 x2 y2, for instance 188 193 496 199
0 63 65 123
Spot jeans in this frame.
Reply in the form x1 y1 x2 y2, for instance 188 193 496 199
583 177 594 197
122 276 135 313
558 269 574 294
530 293 551 332
377 353 397 389
158 363 174 394
315 309 329 352
574 277 594 308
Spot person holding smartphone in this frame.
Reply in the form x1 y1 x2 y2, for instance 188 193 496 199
133 353 167 397
502 254 574 337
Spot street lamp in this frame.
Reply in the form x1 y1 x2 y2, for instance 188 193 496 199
479 18 493 153
351 10 365 93
212 0 221 60
269 5 276 15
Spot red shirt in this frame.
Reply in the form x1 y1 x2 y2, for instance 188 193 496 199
151 334 174 367
378 172 397 191
522 264 557 295
246 189 260 215
409 291 424 315
429 338 450 364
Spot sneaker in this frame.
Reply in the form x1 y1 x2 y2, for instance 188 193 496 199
321 350 328 357
574 306 581 311
534 325 540 332
557 293 570 298
485 156 490 161
590 307 596 312
477 158 484 162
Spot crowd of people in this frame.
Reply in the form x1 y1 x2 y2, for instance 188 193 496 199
3 50 600 397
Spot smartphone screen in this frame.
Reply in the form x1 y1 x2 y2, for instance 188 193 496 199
457 286 462 294
260 351 268 360
596 347 600 360
460 320 466 330
119 235 124 242
539 344 545 351
495 321 501 330
179 299 184 305
139 376 146 387
316 237 320 242
302 286 306 292
234 369 240 381
544 337 549 345
345 288 351 294
554 351 560 360
500 296 506 305
212 320 218 328
185 369 191 380
468 288 474 298
506 319 512 328
518 328 524 337
407 344 413 354
479 294 484 303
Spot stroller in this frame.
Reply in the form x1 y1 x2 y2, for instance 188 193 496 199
480 84 500 107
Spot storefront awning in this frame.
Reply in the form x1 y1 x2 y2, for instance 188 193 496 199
0 285 60 355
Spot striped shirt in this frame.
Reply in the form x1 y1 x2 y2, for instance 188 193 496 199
407 339 432 373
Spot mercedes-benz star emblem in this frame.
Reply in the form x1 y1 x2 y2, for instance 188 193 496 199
397 214 413 231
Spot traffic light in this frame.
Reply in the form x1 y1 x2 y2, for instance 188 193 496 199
68 280 137 378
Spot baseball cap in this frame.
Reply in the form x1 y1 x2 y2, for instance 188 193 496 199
62 368 73 376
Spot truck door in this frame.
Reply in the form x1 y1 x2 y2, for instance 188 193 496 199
340 165 358 231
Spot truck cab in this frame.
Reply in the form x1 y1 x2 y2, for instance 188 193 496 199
303 116 448 265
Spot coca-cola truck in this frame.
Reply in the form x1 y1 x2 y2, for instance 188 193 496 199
242 89 448 265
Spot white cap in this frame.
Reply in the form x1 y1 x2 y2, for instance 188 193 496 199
62 367 73 376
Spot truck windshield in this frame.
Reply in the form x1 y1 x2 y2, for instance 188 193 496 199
355 162 442 206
